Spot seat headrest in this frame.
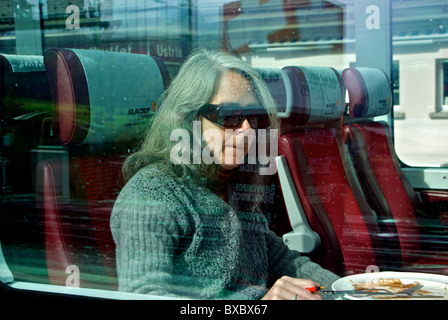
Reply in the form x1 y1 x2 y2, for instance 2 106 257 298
44 48 170 146
0 54 51 118
342 67 392 118
279 66 345 133
0 54 45 73
254 67 287 112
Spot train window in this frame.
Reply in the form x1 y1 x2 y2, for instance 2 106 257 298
1 0 448 302
393 1 448 168
443 61 448 109
435 59 448 112
428 59 448 119
443 61 448 110
392 61 404 118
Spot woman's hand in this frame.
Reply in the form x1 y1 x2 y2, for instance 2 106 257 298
261 276 323 300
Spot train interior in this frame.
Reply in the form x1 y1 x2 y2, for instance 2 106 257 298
0 0 448 299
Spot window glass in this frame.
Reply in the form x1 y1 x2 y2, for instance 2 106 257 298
392 1 448 167
1 0 448 300
441 60 448 111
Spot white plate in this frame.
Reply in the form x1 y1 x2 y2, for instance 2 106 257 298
332 272 448 300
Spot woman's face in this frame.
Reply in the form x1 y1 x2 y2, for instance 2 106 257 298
201 71 258 171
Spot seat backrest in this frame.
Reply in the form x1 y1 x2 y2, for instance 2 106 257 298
0 54 51 121
253 67 291 236
0 54 52 193
278 66 384 276
37 48 170 289
342 67 421 266
0 54 52 283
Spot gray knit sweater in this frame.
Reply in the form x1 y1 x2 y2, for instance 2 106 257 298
110 165 340 299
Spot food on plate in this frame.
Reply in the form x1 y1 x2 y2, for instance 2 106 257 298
351 278 416 292
349 278 447 299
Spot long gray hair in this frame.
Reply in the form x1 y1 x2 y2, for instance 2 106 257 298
122 48 278 183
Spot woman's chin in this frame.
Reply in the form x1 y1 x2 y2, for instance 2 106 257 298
219 162 240 171
221 151 247 169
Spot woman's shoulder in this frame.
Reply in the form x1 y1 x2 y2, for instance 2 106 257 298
112 165 189 221
114 163 222 216
118 163 214 207
121 164 186 197
111 164 197 239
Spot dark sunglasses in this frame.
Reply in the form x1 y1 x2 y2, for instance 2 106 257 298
199 103 270 129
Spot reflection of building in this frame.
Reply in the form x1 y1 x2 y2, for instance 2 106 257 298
222 0 343 53
46 0 86 19
1 0 447 166
0 0 14 24
220 0 448 167
0 0 192 67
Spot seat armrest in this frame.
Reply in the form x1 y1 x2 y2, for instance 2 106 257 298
275 156 321 253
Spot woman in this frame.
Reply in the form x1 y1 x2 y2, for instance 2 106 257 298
110 48 339 299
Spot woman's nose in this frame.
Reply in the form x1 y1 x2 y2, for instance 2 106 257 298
240 118 252 131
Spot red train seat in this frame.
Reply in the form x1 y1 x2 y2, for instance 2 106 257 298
276 66 386 277
0 54 52 193
36 48 170 289
0 54 52 283
342 67 448 275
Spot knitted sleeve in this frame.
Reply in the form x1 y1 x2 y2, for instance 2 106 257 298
110 168 194 297
265 230 340 298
